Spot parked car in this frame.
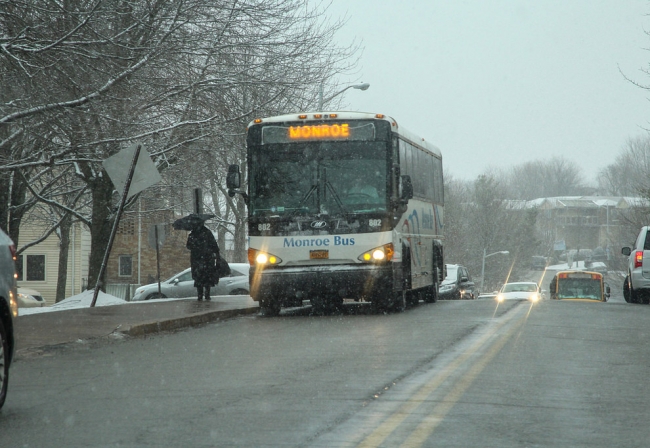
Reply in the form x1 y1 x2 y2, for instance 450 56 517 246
439 264 478 300
131 263 250 301
0 228 17 410
16 287 46 308
495 282 542 303
622 226 650 304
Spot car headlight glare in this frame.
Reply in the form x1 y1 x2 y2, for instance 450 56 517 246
496 294 505 302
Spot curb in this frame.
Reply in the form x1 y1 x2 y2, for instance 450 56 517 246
123 306 260 337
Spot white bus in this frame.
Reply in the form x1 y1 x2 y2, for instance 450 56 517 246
227 112 444 315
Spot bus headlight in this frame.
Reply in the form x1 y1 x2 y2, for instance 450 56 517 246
248 248 282 266
358 243 394 263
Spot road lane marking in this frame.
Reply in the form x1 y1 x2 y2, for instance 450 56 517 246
400 305 527 447
357 303 529 447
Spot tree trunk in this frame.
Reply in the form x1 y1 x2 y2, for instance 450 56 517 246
56 215 71 302
8 169 29 247
0 172 10 234
86 175 115 291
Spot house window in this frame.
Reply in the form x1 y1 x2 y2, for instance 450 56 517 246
15 255 23 281
26 254 46 281
119 255 133 277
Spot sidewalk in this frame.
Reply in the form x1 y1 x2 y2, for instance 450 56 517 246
13 296 259 358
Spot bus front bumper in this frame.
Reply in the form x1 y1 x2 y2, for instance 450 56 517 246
249 263 400 303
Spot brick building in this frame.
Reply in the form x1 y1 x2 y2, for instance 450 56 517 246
106 208 191 288
529 196 648 256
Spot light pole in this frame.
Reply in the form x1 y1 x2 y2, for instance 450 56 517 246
481 249 509 293
318 82 369 110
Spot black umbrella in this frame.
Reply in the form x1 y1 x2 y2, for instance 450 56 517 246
172 213 215 231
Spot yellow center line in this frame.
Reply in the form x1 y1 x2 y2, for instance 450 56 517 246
357 305 527 447
400 311 526 447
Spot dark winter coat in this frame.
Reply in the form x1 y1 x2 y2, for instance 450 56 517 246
186 225 221 287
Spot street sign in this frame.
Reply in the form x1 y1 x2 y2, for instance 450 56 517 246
102 143 162 199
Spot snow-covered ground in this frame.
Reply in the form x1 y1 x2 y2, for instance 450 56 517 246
19 290 127 316
18 289 244 316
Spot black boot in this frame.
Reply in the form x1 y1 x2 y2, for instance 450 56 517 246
197 286 204 301
205 287 211 301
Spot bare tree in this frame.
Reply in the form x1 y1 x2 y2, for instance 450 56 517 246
598 135 650 196
444 174 541 290
504 157 588 200
1 0 360 289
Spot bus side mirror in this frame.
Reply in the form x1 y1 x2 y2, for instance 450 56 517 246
227 164 241 191
226 164 248 203
605 283 611 297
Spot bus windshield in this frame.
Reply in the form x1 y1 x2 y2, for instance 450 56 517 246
557 278 602 300
249 140 388 217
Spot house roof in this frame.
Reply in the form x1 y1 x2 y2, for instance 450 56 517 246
523 196 649 210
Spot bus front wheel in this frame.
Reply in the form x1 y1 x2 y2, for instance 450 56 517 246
392 290 407 312
371 291 406 313
259 297 281 316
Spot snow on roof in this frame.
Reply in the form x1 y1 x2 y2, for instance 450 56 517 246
523 196 648 209
545 260 607 271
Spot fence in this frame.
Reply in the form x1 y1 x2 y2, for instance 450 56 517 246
105 283 140 302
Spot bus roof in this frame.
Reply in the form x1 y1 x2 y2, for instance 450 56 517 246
248 111 442 158
555 270 603 279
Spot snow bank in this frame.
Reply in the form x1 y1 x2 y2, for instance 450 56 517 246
19 290 126 316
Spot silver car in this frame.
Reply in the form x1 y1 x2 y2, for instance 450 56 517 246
131 262 250 301
0 228 17 409
622 226 650 304
17 287 46 308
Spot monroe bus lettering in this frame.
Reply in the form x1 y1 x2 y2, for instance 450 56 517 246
283 236 355 247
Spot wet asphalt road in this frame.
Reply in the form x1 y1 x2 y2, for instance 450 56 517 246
2 284 650 447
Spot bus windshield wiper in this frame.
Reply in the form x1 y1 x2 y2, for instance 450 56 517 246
288 184 317 216
324 180 348 214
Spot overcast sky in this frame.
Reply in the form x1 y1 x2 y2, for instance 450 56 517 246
325 0 650 183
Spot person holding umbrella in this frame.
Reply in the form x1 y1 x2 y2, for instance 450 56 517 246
177 214 221 301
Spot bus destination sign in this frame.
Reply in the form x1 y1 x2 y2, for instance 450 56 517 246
289 124 349 140
260 121 376 144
